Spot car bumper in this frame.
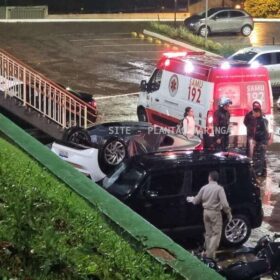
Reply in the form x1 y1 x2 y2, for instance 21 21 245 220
185 23 199 33
51 142 106 182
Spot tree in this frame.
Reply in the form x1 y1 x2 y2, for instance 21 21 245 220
244 0 280 18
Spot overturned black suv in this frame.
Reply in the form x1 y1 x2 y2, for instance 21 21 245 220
101 150 263 247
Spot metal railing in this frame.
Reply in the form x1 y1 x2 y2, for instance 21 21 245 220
0 49 97 129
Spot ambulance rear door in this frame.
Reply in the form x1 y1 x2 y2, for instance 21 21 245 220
145 68 164 115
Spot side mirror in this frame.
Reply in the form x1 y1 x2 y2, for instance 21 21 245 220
140 80 148 91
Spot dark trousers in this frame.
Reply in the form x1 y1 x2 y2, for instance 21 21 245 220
215 134 229 151
253 142 267 176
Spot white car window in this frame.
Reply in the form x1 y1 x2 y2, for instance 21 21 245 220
230 51 257 62
255 53 273 65
229 11 245 18
214 11 229 19
276 52 280 63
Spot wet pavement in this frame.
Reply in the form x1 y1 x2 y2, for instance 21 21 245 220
209 22 280 49
0 22 280 277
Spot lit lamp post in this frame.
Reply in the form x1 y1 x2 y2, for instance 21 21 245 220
205 0 208 45
174 0 177 26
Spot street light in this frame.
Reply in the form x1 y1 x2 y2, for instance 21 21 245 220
174 0 177 27
205 0 208 45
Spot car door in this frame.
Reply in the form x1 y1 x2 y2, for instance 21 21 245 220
146 69 163 113
229 11 246 32
136 168 189 229
253 53 275 85
186 166 218 228
269 52 280 87
210 11 230 33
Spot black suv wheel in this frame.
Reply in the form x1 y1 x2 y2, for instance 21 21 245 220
222 214 251 247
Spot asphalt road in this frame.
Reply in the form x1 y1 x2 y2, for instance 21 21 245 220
0 22 280 269
209 22 280 49
0 21 279 123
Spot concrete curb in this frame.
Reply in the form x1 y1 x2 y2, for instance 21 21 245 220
254 18 280 23
143 29 222 57
0 18 185 23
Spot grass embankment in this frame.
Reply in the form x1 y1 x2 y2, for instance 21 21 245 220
149 22 243 57
0 137 181 280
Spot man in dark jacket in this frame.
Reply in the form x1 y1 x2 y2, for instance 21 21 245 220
244 100 262 158
252 108 269 176
213 97 232 151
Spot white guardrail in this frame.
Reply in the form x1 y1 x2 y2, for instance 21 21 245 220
0 49 97 129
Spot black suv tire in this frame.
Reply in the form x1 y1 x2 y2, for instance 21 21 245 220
222 214 251 247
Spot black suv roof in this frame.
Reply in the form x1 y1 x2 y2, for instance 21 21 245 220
134 150 250 171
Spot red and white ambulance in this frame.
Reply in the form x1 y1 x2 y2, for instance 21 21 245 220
137 52 273 146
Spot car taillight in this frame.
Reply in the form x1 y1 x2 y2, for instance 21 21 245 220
89 100 97 108
206 111 214 134
194 143 204 151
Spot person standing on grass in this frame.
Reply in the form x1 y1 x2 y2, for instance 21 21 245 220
187 171 232 259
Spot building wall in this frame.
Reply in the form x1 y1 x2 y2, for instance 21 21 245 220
189 0 239 14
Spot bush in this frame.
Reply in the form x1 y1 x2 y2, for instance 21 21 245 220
244 0 280 18
0 137 181 280
149 22 240 57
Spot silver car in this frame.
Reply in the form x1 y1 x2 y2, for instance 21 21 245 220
184 8 254 37
229 46 280 87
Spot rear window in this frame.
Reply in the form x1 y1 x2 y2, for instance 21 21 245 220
230 51 257 62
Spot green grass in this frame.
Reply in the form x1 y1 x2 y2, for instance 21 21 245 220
149 22 243 57
0 137 182 280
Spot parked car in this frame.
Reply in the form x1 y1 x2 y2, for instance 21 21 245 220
277 96 280 109
184 7 254 37
51 122 202 181
229 46 280 87
59 84 97 110
101 150 263 247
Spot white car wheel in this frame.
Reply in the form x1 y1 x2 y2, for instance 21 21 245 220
104 139 126 166
199 26 210 37
241 25 252 36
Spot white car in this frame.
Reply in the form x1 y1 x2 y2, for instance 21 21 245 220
51 122 202 182
277 96 280 109
229 46 280 87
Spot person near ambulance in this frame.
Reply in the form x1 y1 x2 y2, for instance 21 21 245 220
243 100 262 158
252 108 269 177
213 97 232 151
187 171 232 259
183 107 195 139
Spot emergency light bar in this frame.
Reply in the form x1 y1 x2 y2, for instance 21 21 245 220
163 51 205 58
